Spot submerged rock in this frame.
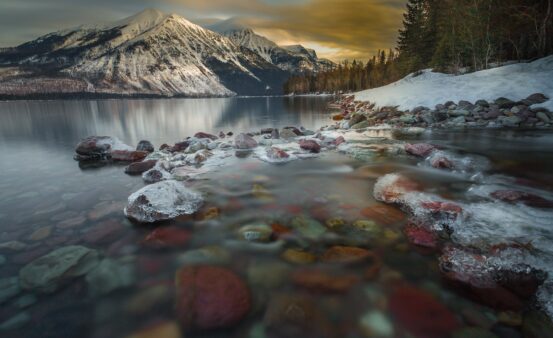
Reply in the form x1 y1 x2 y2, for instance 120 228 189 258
142 226 192 248
490 190 553 208
85 257 135 297
291 269 360 293
111 150 149 162
175 266 251 330
124 181 203 223
320 246 373 265
267 147 290 160
405 143 436 158
19 245 99 293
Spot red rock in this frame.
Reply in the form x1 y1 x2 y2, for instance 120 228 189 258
194 132 218 140
175 266 251 330
374 174 420 204
142 227 191 248
160 144 171 151
420 201 462 215
125 160 157 175
111 150 148 162
404 222 438 249
491 190 553 208
299 139 321 153
332 114 344 121
431 157 454 169
390 285 460 338
320 246 373 265
405 143 436 158
333 136 346 146
170 141 190 153
292 269 360 293
360 204 407 225
267 147 290 159
271 223 292 238
83 219 126 244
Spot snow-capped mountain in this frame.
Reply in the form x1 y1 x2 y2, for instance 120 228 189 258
207 18 334 74
0 9 329 98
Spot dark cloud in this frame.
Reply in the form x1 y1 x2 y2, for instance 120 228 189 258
0 0 406 60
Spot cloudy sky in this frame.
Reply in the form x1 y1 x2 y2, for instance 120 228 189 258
0 0 407 61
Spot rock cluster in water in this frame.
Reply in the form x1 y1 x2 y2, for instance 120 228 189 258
330 93 553 129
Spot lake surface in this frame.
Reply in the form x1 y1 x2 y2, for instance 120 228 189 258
1 97 553 338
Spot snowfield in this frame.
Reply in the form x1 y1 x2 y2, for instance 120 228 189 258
355 56 553 111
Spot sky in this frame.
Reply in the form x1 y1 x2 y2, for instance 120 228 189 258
0 0 407 61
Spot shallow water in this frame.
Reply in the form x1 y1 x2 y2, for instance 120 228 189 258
1 97 553 338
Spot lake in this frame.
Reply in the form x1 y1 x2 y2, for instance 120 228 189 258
1 96 553 338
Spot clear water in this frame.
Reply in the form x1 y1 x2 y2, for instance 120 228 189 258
1 97 553 338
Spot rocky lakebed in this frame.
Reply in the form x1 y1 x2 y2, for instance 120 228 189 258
1 94 553 338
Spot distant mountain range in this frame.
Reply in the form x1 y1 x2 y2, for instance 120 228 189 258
0 9 334 98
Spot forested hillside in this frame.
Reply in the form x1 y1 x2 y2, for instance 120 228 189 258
285 0 553 94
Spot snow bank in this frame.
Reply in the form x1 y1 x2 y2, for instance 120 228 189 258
355 57 553 111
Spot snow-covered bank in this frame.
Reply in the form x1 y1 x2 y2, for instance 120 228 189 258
355 56 553 112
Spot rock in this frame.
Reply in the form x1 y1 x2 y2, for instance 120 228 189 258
522 311 553 338
264 293 331 338
431 156 454 169
299 139 321 153
320 246 373 265
450 116 466 125
124 181 203 223
280 129 298 139
483 107 502 120
267 147 290 160
332 114 344 121
351 120 370 129
433 111 449 122
450 109 470 117
283 126 303 135
405 143 436 158
536 112 550 123
194 132 218 140
390 285 460 338
399 114 416 124
352 220 381 235
361 205 406 225
334 136 346 146
85 257 135 297
136 140 155 153
0 312 30 331
281 249 316 264
501 116 522 127
349 113 366 126
404 222 438 249
143 226 192 248
111 150 148 162
238 224 273 243
271 129 280 139
291 269 360 293
290 216 327 239
261 128 275 134
74 136 132 161
476 99 489 107
175 246 231 266
126 321 182 338
360 311 394 337
421 112 435 124
170 141 190 153
373 174 420 204
19 245 99 293
13 294 37 309
175 266 251 330
29 226 52 241
525 93 549 105
172 166 209 181
0 241 27 252
491 190 553 208
235 133 258 149
0 277 20 304
495 97 516 109
125 160 157 175
142 168 170 183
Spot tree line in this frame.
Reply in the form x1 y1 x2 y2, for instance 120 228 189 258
284 0 553 94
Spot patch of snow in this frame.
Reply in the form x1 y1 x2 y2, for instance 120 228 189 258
355 57 553 111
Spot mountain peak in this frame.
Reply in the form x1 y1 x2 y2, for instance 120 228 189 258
207 18 250 34
110 8 168 32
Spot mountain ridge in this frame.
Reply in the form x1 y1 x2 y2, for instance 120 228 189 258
0 9 333 98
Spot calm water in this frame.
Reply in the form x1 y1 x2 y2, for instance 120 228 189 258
1 97 553 338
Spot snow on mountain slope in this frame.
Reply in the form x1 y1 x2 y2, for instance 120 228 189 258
0 9 291 97
207 18 334 74
355 57 553 111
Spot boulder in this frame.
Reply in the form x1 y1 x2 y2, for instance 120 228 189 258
525 93 549 105
136 140 155 153
19 245 99 293
280 128 298 139
74 136 132 161
299 139 321 153
175 266 251 330
125 160 157 176
234 133 258 149
111 150 148 162
267 147 290 160
124 181 203 223
495 97 516 109
271 129 280 139
194 132 218 140
405 143 436 158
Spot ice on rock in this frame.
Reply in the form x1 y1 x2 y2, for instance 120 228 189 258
124 180 203 223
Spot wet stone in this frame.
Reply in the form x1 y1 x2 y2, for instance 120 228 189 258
28 226 52 241
125 160 157 175
238 224 274 243
142 226 192 248
291 269 360 293
281 249 317 265
136 140 155 153
85 257 136 297
321 246 373 265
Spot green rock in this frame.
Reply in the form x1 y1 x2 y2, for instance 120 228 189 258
290 216 326 239
85 257 136 297
360 311 394 337
19 245 99 293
